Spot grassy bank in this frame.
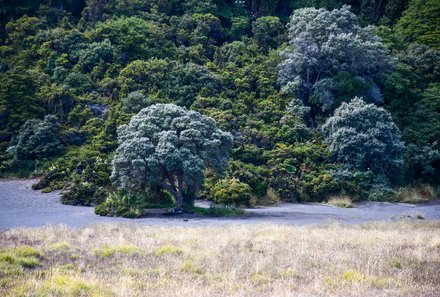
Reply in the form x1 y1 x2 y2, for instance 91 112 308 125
1 222 439 297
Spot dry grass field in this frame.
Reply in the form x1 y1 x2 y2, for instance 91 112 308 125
1 222 440 297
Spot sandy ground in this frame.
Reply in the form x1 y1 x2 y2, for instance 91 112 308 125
1 179 439 229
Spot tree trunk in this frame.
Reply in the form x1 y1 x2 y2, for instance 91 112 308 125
161 175 185 212
175 175 184 211
174 191 184 211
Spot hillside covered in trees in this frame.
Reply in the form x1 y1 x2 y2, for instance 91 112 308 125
0 0 439 216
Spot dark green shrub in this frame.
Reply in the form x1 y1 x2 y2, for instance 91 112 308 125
0 160 36 178
354 174 396 201
32 166 67 190
227 160 269 197
61 182 107 206
34 146 111 200
404 144 440 184
9 115 63 160
95 192 147 218
95 188 175 218
268 142 334 202
121 91 151 114
192 205 245 217
368 184 396 201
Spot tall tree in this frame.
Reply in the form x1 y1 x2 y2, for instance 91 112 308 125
111 104 233 210
278 5 391 125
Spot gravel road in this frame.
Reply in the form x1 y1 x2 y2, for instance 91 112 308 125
1 179 439 229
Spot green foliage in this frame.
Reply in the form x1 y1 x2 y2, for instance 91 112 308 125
252 16 285 52
404 144 440 184
231 16 251 40
0 0 439 215
278 5 391 123
5 16 40 47
60 152 111 205
174 13 223 54
368 182 396 201
77 39 115 72
0 159 36 178
61 181 107 206
111 104 233 210
403 83 440 150
0 67 45 142
323 97 405 176
211 178 252 206
396 0 440 49
121 91 151 114
90 16 172 60
227 160 269 197
32 146 110 195
95 187 175 217
118 59 170 96
8 115 63 160
95 192 146 218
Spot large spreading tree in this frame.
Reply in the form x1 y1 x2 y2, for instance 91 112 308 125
278 5 391 124
111 103 233 210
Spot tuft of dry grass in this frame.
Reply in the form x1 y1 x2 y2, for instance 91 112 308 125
326 196 355 208
394 184 438 204
1 222 440 297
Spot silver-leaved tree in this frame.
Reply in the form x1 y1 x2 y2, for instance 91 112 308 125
322 97 405 175
278 5 391 122
111 103 233 210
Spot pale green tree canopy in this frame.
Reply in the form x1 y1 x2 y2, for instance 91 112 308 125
111 103 233 210
278 5 391 120
322 97 405 175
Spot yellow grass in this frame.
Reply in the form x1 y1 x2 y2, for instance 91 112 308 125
1 222 440 297
394 184 438 204
326 196 355 208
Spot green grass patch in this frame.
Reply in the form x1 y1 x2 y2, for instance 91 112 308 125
38 274 100 296
47 242 71 252
0 245 43 269
94 244 140 257
0 261 24 277
154 245 182 257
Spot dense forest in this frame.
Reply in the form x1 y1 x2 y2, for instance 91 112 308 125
0 0 439 216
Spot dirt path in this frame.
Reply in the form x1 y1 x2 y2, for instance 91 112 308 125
1 179 439 229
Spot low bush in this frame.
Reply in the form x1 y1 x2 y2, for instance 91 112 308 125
32 146 111 194
95 188 176 218
192 205 245 217
61 182 108 206
226 160 270 197
368 183 396 201
0 159 36 178
211 178 252 207
8 115 63 160
95 192 146 218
